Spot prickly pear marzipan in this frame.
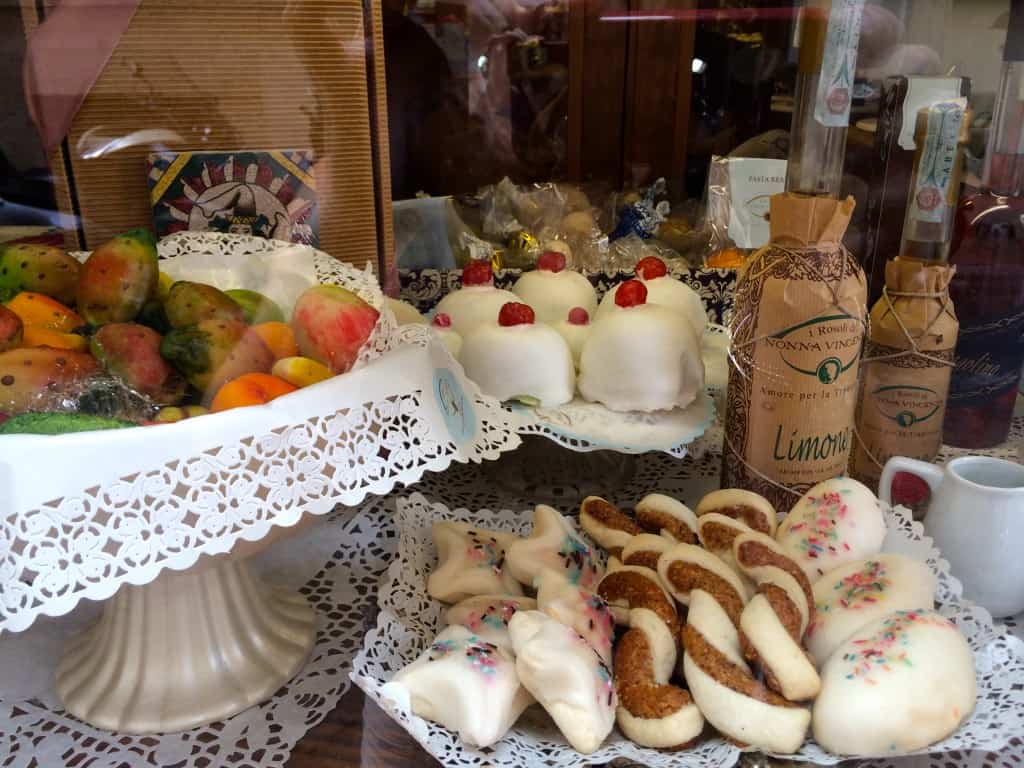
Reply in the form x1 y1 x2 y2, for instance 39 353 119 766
0 243 81 305
0 348 99 414
77 229 158 326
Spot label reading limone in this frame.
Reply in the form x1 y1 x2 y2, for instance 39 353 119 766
748 313 862 485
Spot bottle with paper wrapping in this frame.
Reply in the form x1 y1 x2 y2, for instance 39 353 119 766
851 101 967 491
722 0 868 511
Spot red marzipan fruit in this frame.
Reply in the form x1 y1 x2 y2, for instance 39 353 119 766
568 307 589 325
615 279 648 308
498 302 535 326
537 251 566 273
462 260 493 286
635 256 668 280
433 313 452 328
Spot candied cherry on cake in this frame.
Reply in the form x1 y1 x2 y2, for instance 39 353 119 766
537 251 567 273
462 259 494 286
498 302 535 326
635 256 668 280
614 279 648 308
567 306 590 325
432 312 452 328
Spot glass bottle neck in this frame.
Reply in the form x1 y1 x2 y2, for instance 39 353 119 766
983 61 1024 196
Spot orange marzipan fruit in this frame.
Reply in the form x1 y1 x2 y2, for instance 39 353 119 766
210 372 298 413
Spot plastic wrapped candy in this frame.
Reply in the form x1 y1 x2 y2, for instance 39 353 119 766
608 177 671 242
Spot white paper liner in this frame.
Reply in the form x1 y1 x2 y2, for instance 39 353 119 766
352 492 1024 768
0 232 521 634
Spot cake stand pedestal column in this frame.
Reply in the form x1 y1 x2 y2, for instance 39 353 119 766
55 554 315 734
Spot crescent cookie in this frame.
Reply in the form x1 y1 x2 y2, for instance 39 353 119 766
391 625 534 748
657 542 750 623
579 496 643 558
536 568 616 664
732 532 820 701
505 504 604 589
509 610 616 754
634 493 698 544
696 488 777 536
776 477 886 580
812 610 976 756
806 554 936 667
682 589 811 754
445 595 538 649
427 522 523 603
597 564 703 749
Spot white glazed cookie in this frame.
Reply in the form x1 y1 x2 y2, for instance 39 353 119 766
634 493 699 544
509 610 616 754
732 532 820 701
391 625 535 748
536 568 616 664
806 554 937 667
812 610 976 755
682 589 812 754
776 477 886 580
696 488 777 537
427 522 523 603
445 595 538 650
505 504 604 590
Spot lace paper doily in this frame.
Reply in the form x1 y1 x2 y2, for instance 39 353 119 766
352 492 1024 768
0 501 390 767
1 233 521 635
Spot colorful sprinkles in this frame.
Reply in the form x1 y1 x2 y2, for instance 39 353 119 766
464 529 505 573
464 600 521 632
428 635 502 678
788 489 854 561
558 534 599 587
842 610 955 685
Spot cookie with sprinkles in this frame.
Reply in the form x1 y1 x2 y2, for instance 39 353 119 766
813 609 976 756
505 504 604 590
806 554 936 667
427 521 524 603
390 624 535 748
446 594 537 649
776 477 886 580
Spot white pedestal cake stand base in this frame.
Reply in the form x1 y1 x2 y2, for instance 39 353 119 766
54 555 316 734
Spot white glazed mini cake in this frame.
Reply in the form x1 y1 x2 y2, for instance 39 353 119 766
806 554 936 667
445 595 537 649
427 521 523 603
596 256 707 335
776 477 887 580
553 306 591 368
458 303 573 405
511 251 598 325
505 504 604 590
435 260 520 337
508 610 616 754
430 313 462 359
812 609 976 755
535 568 615 664
578 280 705 412
460 302 575 406
390 625 534 748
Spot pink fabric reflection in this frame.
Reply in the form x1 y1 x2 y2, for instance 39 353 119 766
23 0 141 152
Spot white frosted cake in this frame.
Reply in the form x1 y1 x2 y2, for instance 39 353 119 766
552 306 591 368
511 251 597 325
460 302 575 406
435 260 520 338
596 256 707 335
431 313 462 359
579 280 704 412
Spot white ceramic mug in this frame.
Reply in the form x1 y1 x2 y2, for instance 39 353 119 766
879 455 1024 618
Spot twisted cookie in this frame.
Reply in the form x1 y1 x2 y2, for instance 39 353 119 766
695 513 753 578
696 489 777 537
656 543 750 624
732 532 820 701
598 566 703 749
682 589 811 754
621 534 673 571
634 494 698 544
579 496 643 559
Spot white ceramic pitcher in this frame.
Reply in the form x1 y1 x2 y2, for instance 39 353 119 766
879 455 1024 617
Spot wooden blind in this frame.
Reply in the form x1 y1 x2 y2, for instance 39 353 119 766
28 0 391 270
